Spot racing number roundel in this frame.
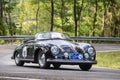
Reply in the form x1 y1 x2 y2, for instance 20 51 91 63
22 46 27 58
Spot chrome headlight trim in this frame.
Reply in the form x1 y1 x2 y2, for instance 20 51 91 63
88 47 95 56
51 46 59 55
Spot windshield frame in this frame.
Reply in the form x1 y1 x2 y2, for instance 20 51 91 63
35 32 70 40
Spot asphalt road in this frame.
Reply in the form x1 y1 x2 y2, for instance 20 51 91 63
0 44 120 80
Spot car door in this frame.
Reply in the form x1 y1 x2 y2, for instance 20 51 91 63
21 41 35 60
26 41 35 59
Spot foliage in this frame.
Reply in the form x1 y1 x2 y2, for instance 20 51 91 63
0 0 120 37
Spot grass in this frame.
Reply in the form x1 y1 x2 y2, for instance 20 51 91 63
96 51 120 69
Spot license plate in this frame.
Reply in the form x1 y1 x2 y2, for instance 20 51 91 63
69 53 83 60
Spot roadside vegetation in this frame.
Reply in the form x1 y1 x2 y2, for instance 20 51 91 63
96 51 120 69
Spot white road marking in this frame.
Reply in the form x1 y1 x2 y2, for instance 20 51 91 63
0 76 45 80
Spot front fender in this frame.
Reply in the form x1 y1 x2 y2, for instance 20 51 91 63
11 44 23 59
78 43 91 51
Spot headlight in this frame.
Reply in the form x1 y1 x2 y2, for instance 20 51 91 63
51 46 59 55
88 47 95 56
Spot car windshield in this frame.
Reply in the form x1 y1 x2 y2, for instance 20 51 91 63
35 32 69 40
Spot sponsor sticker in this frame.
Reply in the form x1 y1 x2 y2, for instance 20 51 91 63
22 46 27 58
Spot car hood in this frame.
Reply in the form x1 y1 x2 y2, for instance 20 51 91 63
37 40 91 52
38 40 76 47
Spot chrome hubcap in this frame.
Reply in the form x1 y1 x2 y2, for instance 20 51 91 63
15 54 20 64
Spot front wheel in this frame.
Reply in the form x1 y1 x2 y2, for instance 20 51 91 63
15 52 24 66
38 51 50 69
79 64 92 71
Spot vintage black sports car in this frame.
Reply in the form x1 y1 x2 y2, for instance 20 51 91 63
11 32 97 71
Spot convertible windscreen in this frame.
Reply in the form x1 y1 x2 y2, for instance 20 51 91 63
35 32 68 40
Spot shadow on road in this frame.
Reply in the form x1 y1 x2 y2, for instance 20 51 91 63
23 65 88 72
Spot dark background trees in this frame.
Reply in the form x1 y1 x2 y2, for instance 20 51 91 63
0 0 3 36
0 0 120 37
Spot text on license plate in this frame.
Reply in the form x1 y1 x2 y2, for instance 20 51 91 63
69 53 83 60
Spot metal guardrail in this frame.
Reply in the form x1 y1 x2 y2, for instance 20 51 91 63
71 37 120 41
0 36 120 41
0 36 34 40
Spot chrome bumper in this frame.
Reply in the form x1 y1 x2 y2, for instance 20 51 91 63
47 59 97 64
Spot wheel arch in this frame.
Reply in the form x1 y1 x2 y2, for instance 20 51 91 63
13 50 19 59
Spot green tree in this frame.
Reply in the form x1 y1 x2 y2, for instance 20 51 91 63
50 0 54 31
36 0 40 33
0 0 120 37
92 0 98 37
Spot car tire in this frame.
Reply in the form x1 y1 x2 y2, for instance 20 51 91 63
15 52 24 66
38 51 50 69
53 64 61 69
79 64 92 71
